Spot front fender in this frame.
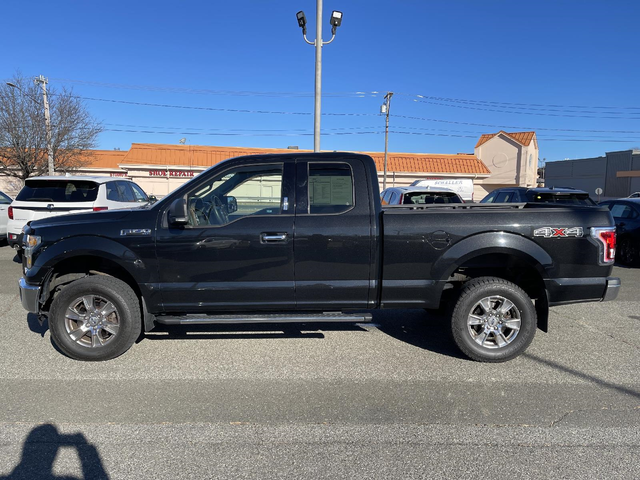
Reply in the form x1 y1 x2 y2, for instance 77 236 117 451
27 235 150 285
431 231 553 282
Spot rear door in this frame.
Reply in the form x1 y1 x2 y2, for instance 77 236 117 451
293 158 373 309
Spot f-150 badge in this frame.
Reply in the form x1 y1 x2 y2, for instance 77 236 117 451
534 227 583 238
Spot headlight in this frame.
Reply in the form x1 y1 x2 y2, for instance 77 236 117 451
25 235 41 249
24 235 42 269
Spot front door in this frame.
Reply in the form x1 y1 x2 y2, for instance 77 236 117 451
156 160 296 313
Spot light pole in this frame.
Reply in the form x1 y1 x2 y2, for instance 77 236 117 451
380 92 393 190
6 75 54 176
296 3 343 152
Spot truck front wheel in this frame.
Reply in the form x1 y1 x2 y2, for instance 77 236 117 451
451 277 536 362
49 276 141 361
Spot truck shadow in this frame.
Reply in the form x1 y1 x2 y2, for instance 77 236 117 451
372 309 468 360
0 423 108 480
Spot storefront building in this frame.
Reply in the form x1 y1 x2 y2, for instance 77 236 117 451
0 143 491 199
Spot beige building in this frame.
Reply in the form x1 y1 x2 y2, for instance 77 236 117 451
473 131 539 198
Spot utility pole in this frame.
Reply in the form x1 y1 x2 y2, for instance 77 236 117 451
296 4 343 152
381 92 393 190
34 75 54 176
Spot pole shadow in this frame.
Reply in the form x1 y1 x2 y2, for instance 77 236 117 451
0 424 108 480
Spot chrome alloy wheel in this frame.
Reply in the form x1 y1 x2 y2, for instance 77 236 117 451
467 295 521 349
64 295 120 348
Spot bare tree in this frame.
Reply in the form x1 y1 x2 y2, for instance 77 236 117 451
0 72 102 182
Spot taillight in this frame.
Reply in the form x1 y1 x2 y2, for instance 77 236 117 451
590 227 616 264
8 206 13 220
93 206 108 212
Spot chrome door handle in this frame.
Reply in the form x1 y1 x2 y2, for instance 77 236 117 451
260 233 288 243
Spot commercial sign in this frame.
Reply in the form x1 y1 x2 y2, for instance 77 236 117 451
149 170 196 178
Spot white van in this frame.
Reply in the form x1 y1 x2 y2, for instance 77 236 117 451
410 178 475 202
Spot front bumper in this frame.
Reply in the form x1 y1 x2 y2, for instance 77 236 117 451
18 277 41 314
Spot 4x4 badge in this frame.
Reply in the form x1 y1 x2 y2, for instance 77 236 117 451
534 227 583 238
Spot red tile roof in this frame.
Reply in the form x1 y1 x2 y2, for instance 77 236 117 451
475 131 537 149
83 143 490 175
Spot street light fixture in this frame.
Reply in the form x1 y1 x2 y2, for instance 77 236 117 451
296 11 307 32
6 77 55 176
295 2 343 152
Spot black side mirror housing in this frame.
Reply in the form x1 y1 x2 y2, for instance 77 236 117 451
148 195 158 204
168 197 189 226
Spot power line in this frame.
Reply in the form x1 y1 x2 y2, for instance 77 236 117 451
395 92 640 111
100 127 638 143
408 99 640 120
51 77 640 111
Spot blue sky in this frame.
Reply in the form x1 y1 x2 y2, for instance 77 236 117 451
2 0 639 162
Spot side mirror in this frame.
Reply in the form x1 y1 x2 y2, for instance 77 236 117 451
168 197 189 225
148 195 158 204
226 196 238 214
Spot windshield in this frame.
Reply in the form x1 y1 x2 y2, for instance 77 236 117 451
17 180 99 203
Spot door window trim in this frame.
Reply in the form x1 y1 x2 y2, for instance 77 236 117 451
298 161 356 216
169 161 292 230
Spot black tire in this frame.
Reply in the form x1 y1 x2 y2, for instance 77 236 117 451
49 276 141 361
451 276 537 363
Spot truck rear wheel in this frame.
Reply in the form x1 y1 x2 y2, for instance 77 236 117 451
49 276 141 361
451 277 536 362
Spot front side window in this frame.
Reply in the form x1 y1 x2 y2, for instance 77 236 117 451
129 183 149 202
186 164 283 227
308 163 354 214
481 192 497 203
116 181 136 202
495 192 513 203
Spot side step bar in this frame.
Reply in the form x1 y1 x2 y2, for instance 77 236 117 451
155 312 373 326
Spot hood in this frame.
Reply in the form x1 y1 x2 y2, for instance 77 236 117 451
29 208 137 230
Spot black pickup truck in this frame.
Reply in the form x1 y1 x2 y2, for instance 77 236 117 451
18 153 620 362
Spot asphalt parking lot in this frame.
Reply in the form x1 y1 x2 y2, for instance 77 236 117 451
0 243 638 479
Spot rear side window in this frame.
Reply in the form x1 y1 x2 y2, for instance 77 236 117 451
610 204 637 219
308 163 354 214
17 180 99 202
0 192 11 204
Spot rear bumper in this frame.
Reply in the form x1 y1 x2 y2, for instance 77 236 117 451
545 276 620 306
7 232 22 249
18 277 40 314
602 277 620 302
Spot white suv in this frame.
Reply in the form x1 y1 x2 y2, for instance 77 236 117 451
7 176 151 250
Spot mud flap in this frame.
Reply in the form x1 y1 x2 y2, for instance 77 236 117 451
535 290 549 333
